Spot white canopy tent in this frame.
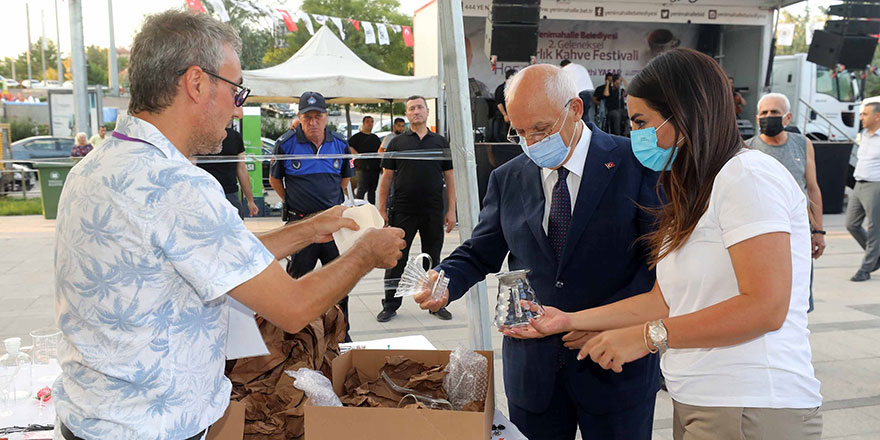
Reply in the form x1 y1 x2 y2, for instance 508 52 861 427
243 26 438 104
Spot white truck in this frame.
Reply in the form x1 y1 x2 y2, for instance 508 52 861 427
770 53 861 142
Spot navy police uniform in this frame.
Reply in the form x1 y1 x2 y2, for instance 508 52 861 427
271 125 353 338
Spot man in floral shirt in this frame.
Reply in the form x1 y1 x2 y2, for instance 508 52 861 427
53 10 404 440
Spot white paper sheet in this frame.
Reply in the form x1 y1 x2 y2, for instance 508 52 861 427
226 298 270 360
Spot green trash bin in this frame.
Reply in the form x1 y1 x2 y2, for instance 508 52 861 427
34 160 76 220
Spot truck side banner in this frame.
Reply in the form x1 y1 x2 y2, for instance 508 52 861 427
463 0 771 26
466 18 700 92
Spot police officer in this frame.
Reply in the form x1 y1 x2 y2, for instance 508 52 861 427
269 91 354 340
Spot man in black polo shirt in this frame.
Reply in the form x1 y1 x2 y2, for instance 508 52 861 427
197 123 259 218
348 115 382 204
376 95 457 322
594 73 627 135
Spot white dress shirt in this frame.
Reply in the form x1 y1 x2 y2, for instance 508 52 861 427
855 128 880 182
541 121 592 233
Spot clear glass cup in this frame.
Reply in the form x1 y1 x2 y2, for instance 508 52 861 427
1 337 32 400
29 327 61 366
494 270 545 329
0 351 18 417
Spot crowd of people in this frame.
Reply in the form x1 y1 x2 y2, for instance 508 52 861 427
48 7 880 440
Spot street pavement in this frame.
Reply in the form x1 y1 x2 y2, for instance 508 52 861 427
1 212 878 438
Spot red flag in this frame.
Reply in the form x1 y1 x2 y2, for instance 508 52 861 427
277 9 298 32
402 25 414 47
186 0 207 13
347 18 360 32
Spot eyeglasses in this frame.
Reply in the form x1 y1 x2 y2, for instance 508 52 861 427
176 67 250 107
507 100 572 144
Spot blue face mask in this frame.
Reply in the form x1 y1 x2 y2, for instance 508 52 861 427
631 116 680 172
517 106 576 169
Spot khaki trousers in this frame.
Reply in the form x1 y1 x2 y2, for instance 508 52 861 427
672 400 822 440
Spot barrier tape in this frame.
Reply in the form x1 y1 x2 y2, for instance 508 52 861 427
0 149 456 167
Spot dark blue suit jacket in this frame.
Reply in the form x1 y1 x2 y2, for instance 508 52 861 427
437 124 662 414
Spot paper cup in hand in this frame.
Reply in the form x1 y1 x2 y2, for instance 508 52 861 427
332 203 384 254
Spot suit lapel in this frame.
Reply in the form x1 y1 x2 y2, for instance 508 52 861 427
558 124 621 275
518 158 556 264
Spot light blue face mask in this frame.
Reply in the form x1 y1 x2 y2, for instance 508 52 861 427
631 116 680 172
517 105 577 169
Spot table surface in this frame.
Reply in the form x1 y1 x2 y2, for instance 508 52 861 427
0 337 526 439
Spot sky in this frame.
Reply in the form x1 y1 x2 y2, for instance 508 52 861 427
0 0 842 61
0 0 429 59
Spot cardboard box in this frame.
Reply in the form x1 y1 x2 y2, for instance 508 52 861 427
305 349 495 440
206 400 246 440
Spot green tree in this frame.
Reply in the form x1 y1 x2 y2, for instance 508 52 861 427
262 0 413 76
86 45 109 85
201 1 275 70
12 38 60 82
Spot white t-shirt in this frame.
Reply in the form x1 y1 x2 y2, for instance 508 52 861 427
657 149 822 409
562 63 594 92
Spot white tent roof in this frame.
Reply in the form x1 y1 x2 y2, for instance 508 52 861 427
243 26 437 104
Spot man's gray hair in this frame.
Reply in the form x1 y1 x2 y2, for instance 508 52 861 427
127 9 241 114
758 92 791 114
505 65 579 109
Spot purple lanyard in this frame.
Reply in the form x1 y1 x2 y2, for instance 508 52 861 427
111 130 152 146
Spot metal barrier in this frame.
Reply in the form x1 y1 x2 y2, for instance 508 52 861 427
0 167 39 198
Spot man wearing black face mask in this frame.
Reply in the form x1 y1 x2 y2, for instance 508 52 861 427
745 93 825 310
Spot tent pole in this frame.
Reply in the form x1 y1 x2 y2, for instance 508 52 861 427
388 99 394 130
345 104 352 139
438 0 492 350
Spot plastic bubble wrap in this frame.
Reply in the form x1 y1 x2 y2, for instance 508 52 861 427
286 368 343 407
443 346 488 410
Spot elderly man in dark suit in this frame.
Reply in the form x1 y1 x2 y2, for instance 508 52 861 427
414 64 661 440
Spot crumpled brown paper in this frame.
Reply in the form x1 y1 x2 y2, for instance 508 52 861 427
227 306 346 440
340 356 449 409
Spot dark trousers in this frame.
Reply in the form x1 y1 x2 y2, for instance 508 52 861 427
382 208 445 311
225 191 243 219
285 223 350 342
606 109 627 136
355 168 380 204
508 369 656 440
578 90 594 124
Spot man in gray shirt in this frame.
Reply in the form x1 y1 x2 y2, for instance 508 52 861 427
846 102 880 281
745 93 825 307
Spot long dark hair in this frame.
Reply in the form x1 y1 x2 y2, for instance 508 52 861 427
628 48 744 266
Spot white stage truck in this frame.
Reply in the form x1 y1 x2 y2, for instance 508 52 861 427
771 53 861 142
413 0 807 127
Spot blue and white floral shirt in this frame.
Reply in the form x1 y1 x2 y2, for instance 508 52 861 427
53 114 276 439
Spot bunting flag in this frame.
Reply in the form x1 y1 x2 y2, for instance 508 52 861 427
204 0 230 21
402 25 414 47
362 21 376 45
277 9 298 32
376 23 390 45
296 10 315 35
186 0 207 13
330 16 346 40
777 23 795 47
217 3 416 48
312 14 328 26
250 2 276 16
229 0 259 15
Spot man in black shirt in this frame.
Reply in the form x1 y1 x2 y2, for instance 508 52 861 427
376 95 457 322
594 73 627 136
197 124 259 218
348 115 382 204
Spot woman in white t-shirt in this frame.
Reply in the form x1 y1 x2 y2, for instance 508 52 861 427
505 48 822 439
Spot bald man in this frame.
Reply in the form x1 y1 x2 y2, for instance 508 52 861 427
414 65 662 439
